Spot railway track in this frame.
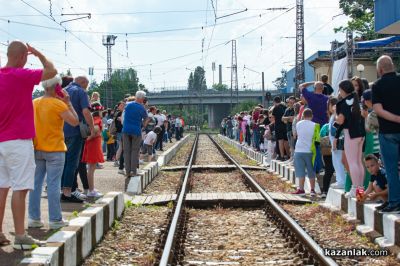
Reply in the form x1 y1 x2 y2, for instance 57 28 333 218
158 134 337 266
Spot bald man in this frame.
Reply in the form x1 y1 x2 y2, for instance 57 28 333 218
299 81 329 126
0 41 56 249
61 75 95 203
372 55 400 214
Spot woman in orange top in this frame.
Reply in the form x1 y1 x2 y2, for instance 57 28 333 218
29 76 79 230
81 103 104 198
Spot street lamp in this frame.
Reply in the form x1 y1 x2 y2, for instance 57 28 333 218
356 64 365 78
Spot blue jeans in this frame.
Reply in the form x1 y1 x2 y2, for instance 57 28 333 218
253 129 260 149
379 133 400 207
61 135 84 189
29 151 65 222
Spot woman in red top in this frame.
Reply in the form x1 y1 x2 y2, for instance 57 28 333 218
82 103 104 198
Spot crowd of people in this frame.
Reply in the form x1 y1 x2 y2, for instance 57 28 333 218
222 55 400 215
0 41 185 250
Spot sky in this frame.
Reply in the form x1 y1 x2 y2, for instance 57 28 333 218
0 0 349 91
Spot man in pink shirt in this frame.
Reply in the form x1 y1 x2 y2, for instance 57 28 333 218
0 41 57 249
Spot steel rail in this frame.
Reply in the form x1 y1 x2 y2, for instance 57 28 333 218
208 134 338 266
159 134 199 266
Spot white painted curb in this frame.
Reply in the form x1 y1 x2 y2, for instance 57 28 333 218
20 192 124 266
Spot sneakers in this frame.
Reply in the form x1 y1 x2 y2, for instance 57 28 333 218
72 190 87 201
376 201 389 211
87 190 103 198
13 234 45 250
330 182 345 189
379 205 400 214
28 218 44 228
320 192 327 199
113 161 119 167
292 189 305 196
310 189 316 197
118 169 125 175
49 219 69 230
345 187 357 199
61 194 84 203
139 160 145 165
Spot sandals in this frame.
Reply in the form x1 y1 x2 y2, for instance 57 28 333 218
0 232 11 246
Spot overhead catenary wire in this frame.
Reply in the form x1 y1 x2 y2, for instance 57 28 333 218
19 0 106 61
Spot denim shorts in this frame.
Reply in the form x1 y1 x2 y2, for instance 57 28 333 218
294 152 315 179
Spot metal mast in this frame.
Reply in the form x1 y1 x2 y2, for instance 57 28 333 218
102 35 117 107
294 0 304 97
346 30 354 78
230 40 239 111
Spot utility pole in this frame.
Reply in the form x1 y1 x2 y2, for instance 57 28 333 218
262 72 265 107
212 62 216 85
230 40 239 111
346 30 354 78
294 0 305 98
102 35 117 107
218 64 222 85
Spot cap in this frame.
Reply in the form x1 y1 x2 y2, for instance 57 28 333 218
362 89 372 101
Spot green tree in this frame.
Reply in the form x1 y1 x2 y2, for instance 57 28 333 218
335 0 378 40
89 68 145 107
273 69 287 90
188 66 207 91
212 83 228 91
32 88 44 99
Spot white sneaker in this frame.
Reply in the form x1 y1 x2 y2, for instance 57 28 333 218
330 182 345 189
118 169 125 175
49 219 69 230
13 234 45 250
345 187 357 198
87 190 103 198
72 190 87 201
28 218 44 228
139 160 145 165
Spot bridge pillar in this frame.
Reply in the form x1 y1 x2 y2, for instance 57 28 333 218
208 104 230 129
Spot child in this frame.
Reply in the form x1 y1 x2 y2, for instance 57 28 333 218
362 154 388 204
81 103 104 198
141 126 162 162
292 108 319 196
106 119 116 161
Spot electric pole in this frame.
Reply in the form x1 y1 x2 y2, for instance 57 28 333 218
102 35 117 107
294 0 305 98
230 40 239 111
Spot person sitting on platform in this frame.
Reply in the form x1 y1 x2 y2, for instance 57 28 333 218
362 154 388 204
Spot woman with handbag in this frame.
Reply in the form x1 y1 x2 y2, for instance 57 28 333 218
320 120 334 198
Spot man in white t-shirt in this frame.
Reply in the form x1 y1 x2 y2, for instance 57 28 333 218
141 127 161 162
292 108 317 196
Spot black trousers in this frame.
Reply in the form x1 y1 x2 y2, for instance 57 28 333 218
72 142 89 191
322 155 334 193
107 143 116 160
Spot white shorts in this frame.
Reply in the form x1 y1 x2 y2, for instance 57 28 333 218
0 139 35 190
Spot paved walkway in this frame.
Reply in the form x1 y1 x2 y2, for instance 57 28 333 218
0 141 175 266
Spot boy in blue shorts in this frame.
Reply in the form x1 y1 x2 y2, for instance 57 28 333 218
292 108 318 196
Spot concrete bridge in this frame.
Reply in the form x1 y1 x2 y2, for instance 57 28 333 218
146 89 289 128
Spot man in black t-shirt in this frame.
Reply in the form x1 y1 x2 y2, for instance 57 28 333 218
272 96 289 160
372 55 400 214
282 96 296 161
321 74 333 96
